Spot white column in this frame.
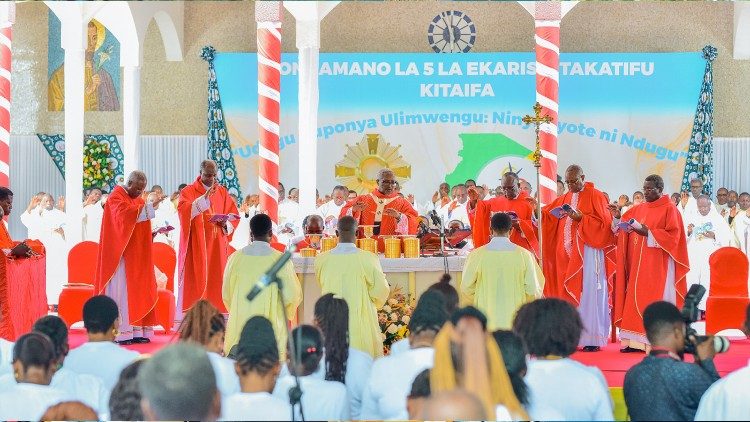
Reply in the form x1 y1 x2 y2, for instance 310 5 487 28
122 65 141 175
285 1 339 217
63 24 86 246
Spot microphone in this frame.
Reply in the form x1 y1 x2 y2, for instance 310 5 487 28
429 210 442 227
246 245 297 302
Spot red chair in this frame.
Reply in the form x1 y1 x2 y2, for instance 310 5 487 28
58 241 99 328
152 243 177 334
706 247 750 334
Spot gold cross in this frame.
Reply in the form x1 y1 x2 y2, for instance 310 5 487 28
522 102 553 169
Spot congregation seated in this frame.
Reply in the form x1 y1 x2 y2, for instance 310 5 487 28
108 360 146 421
272 325 350 421
406 368 431 419
220 316 291 421
177 299 240 397
139 343 221 421
0 333 70 420
63 295 140 391
513 298 613 420
492 330 531 408
31 315 109 415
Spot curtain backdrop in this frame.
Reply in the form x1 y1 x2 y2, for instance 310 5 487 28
713 137 750 195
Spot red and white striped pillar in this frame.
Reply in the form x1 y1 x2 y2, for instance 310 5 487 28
256 2 282 224
0 3 14 187
533 2 561 205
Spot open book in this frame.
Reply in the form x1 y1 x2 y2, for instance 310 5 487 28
549 204 575 219
209 213 241 224
616 218 642 232
153 225 175 235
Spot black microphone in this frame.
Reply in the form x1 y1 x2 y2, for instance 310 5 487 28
429 210 442 227
246 245 297 301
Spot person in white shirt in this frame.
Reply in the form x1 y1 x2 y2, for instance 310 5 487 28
221 316 291 421
360 290 448 420
20 192 45 240
273 325 350 421
316 185 349 234
33 315 110 414
678 178 707 223
230 194 259 250
513 298 613 421
0 332 71 421
139 343 222 421
149 191 179 249
64 296 140 391
730 192 750 255
695 306 750 421
82 188 104 242
439 184 471 229
312 293 373 419
276 182 302 245
715 187 730 214
177 299 240 398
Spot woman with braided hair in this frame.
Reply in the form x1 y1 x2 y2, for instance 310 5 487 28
220 316 290 421
273 325 350 420
177 299 240 398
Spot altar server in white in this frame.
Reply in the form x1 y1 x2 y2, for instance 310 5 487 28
360 290 448 420
439 184 471 228
273 325 350 421
685 195 732 310
82 188 105 242
20 192 45 240
730 192 750 255
31 193 68 304
276 183 302 245
316 185 349 234
63 296 140 390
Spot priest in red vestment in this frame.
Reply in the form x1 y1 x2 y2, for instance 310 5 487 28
94 172 160 344
339 168 418 251
470 172 539 258
178 160 239 315
542 165 615 351
611 174 689 352
0 187 46 340
295 214 324 250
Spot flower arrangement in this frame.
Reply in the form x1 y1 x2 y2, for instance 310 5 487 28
82 138 114 190
378 286 414 355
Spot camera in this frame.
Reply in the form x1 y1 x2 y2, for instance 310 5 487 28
681 284 730 355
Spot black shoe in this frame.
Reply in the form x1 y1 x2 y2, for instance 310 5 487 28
620 346 644 353
582 346 601 352
115 339 134 345
131 337 151 344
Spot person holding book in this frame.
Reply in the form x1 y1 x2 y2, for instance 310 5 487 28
541 165 615 352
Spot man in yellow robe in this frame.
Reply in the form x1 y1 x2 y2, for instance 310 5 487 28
461 212 544 330
315 216 390 358
222 214 302 357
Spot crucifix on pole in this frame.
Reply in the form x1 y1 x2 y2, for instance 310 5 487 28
522 102 552 263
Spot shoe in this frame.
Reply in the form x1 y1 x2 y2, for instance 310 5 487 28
115 339 134 345
131 337 151 344
619 346 644 353
582 346 600 352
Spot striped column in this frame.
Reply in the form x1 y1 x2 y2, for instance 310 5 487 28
0 25 11 187
256 2 282 224
534 20 560 205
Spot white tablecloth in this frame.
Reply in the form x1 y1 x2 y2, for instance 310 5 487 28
292 255 467 273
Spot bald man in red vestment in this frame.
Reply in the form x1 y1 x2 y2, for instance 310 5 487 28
95 171 161 344
339 168 418 251
610 174 689 352
178 160 239 315
470 172 539 258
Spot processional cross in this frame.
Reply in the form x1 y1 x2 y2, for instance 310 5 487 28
522 102 552 263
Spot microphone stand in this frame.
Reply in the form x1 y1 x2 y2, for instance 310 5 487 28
247 254 305 422
431 211 450 274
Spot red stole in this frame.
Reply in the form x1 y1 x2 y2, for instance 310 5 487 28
472 196 539 258
177 177 239 313
614 195 689 337
541 182 615 303
94 186 157 323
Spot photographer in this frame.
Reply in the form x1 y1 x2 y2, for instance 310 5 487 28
623 301 720 421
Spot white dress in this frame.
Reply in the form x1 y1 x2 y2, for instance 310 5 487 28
360 347 434 420
63 341 140 391
273 373 350 421
207 351 241 398
220 391 291 421
525 358 613 421
0 382 71 421
695 361 750 421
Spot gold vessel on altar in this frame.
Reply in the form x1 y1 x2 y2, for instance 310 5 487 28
307 234 322 250
384 237 401 258
320 237 338 253
402 236 420 258
357 238 377 254
300 247 317 258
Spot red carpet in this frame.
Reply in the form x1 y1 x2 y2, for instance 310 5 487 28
68 329 750 388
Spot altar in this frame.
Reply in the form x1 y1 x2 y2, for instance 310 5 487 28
293 255 466 323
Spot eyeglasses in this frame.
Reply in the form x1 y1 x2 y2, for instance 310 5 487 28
379 180 398 185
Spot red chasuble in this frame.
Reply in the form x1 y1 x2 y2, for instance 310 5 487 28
178 177 239 313
542 182 615 303
339 189 419 251
94 186 157 325
614 195 689 340
472 196 539 258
